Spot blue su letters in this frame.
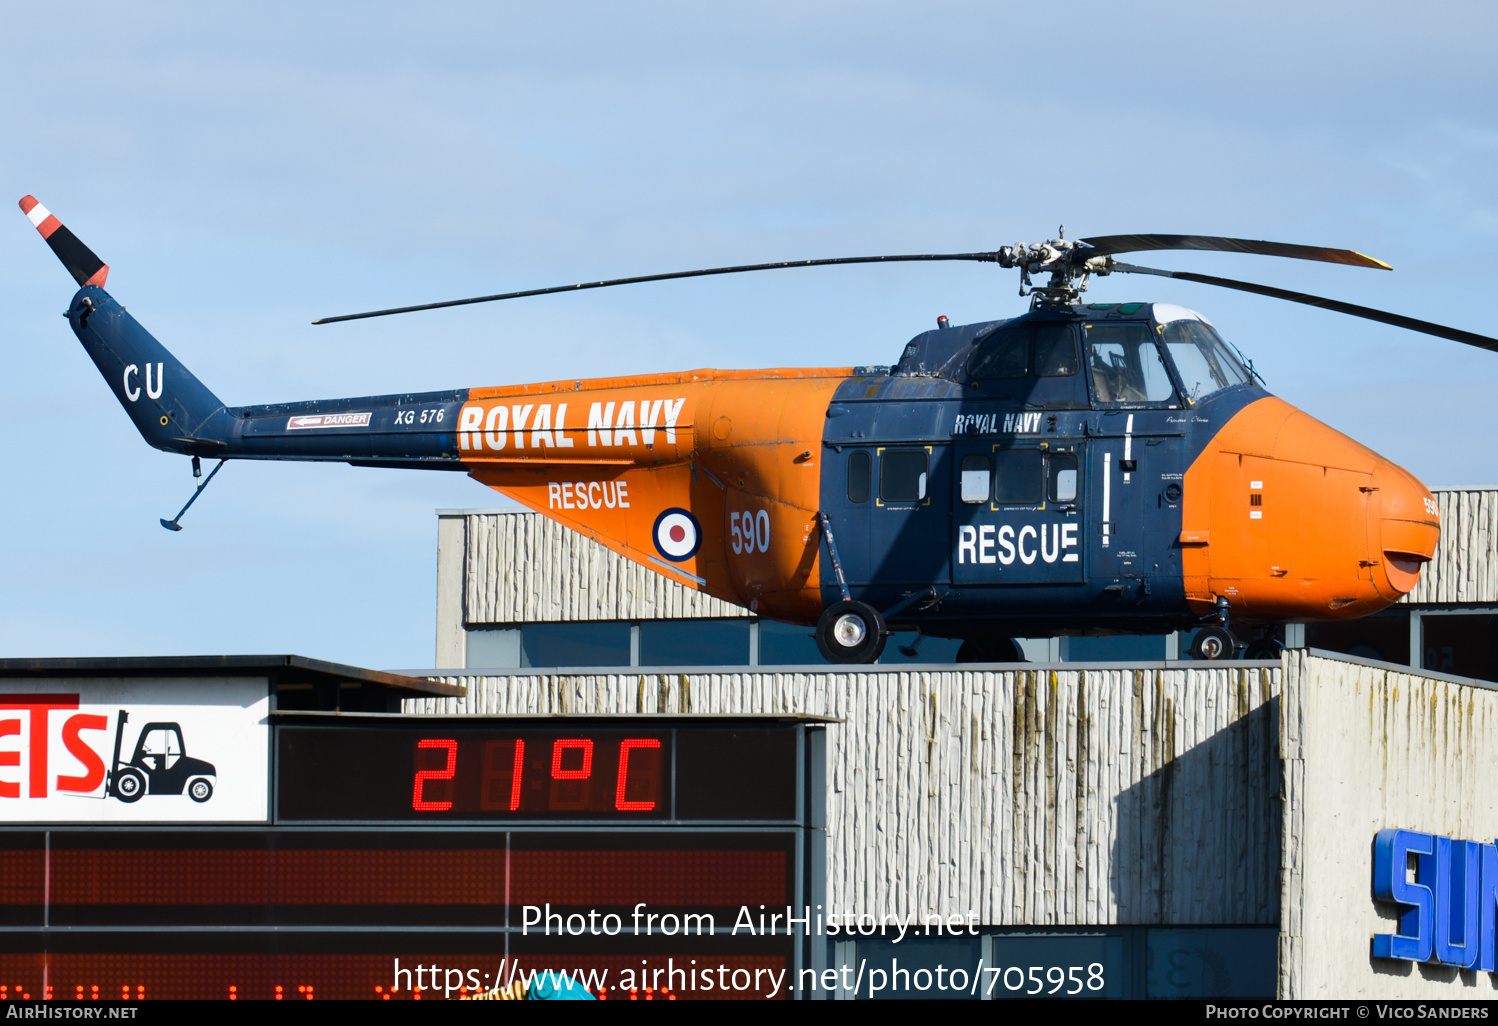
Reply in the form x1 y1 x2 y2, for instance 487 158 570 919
1372 828 1496 970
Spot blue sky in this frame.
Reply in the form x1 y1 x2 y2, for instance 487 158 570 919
2 1 1495 667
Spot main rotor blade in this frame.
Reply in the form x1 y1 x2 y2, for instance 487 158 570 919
312 251 1002 324
1083 234 1391 270
1111 262 1498 352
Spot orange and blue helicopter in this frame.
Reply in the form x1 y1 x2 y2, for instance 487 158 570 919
23 196 1487 663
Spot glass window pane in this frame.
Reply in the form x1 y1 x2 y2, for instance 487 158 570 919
1050 451 1079 503
1033 322 1080 376
1161 320 1245 401
1086 322 1175 403
959 454 990 504
521 622 631 668
757 620 825 665
847 450 871 503
880 449 928 503
1146 927 1277 998
1199 322 1249 386
1067 635 1167 660
465 627 521 668
1419 613 1498 682
994 449 1044 504
639 619 751 666
967 326 1028 380
879 633 963 664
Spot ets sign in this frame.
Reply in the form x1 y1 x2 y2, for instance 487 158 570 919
0 678 268 822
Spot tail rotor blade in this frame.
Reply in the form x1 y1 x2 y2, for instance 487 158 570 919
18 196 109 288
1083 234 1391 270
1111 262 1498 352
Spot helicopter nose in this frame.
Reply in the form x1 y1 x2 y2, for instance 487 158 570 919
1371 460 1439 596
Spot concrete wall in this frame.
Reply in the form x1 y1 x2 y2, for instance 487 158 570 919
405 661 1282 928
1280 651 1498 998
436 508 747 664
1406 489 1498 606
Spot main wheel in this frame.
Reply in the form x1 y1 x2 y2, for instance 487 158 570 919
113 768 146 803
188 777 214 803
1190 627 1239 661
955 637 1024 664
815 600 887 664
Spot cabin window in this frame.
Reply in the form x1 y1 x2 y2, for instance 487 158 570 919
1033 322 1080 376
1049 451 1079 504
967 326 1029 379
880 449 928 503
959 454 991 503
1085 322 1175 403
993 449 1045 504
1160 319 1248 401
847 450 871 503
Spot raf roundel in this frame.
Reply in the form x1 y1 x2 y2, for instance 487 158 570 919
652 508 702 563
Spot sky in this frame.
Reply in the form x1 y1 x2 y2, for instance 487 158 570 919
1 1 1495 668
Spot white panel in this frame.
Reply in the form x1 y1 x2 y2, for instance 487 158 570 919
0 677 268 823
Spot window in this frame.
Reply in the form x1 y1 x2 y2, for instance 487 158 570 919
758 620 824 664
1049 451 1079 503
521 622 631 667
959 454 991 504
1085 322 1175 403
880 449 928 503
640 619 751 666
1161 319 1247 401
967 322 1080 382
966 326 1028 380
847 450 871 503
1033 322 1080 376
994 449 1044 504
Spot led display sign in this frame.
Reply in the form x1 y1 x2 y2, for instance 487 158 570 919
0 717 819 1000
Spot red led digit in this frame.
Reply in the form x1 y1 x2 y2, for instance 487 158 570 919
616 738 661 811
411 739 458 812
550 739 593 780
510 740 524 811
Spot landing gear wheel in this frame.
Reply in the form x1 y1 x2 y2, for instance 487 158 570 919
188 778 214 803
1190 627 1239 661
113 768 146 803
955 637 1024 664
815 600 887 664
1244 638 1284 660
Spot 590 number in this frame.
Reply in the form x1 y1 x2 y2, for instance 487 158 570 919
730 510 771 555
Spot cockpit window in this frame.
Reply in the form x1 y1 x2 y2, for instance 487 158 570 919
967 327 1028 379
1161 319 1248 401
1084 322 1175 404
1033 323 1079 377
967 323 1080 382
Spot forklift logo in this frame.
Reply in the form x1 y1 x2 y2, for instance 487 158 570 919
105 711 217 804
0 694 216 804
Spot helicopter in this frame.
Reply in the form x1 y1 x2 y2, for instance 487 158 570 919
22 196 1491 664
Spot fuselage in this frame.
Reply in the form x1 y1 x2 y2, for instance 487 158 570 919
66 286 1439 640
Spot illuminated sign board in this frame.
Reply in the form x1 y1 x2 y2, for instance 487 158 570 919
1372 828 1498 970
0 716 820 1000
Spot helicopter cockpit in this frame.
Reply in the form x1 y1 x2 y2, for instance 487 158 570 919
893 302 1254 411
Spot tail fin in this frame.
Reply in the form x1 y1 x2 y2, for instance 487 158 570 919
21 196 231 455
19 196 109 287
